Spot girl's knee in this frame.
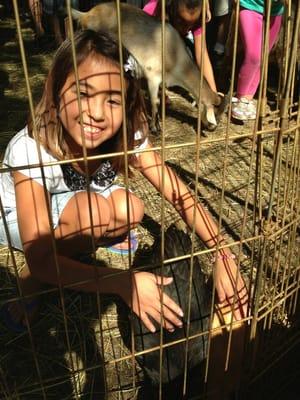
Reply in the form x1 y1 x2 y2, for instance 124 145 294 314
128 193 144 225
61 191 111 237
109 190 144 228
244 47 261 69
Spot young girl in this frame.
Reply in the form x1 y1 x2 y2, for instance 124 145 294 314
232 0 284 120
143 0 218 92
0 30 247 333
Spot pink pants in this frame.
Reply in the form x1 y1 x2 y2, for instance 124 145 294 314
237 9 282 97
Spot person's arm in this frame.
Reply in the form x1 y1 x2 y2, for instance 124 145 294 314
194 33 217 92
133 145 248 319
13 170 183 332
205 0 212 22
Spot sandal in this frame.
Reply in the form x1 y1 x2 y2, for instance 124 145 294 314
1 297 39 333
102 231 139 255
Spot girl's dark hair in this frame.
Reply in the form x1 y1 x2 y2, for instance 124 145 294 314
154 0 202 27
28 30 147 173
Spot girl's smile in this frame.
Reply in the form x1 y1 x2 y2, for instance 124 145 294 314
59 54 124 155
81 124 103 142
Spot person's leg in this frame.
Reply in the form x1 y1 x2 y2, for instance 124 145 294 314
53 191 112 255
42 0 66 47
213 0 232 56
268 15 282 51
232 10 263 120
214 14 230 53
2 191 109 327
105 189 144 237
1 188 144 261
237 13 282 99
4 189 144 328
54 190 144 255
28 0 44 37
236 9 264 99
50 15 64 46
102 188 144 252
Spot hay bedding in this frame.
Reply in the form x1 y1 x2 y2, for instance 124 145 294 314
0 16 299 400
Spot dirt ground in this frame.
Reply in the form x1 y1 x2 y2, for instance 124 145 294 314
0 11 299 400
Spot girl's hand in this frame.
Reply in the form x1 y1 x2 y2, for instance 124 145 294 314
214 257 248 320
123 271 184 333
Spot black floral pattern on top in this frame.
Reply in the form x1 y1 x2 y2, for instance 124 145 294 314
61 160 116 191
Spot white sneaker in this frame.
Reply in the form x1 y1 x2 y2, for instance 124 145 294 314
232 97 257 120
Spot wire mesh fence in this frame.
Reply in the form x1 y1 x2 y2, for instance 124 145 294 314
0 0 299 399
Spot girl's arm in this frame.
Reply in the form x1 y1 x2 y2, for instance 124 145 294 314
133 146 248 320
194 33 217 93
13 171 183 332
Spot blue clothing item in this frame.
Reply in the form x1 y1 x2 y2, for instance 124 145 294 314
0 185 122 251
240 0 284 16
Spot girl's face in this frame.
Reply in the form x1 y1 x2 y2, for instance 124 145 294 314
175 5 201 35
59 54 124 155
